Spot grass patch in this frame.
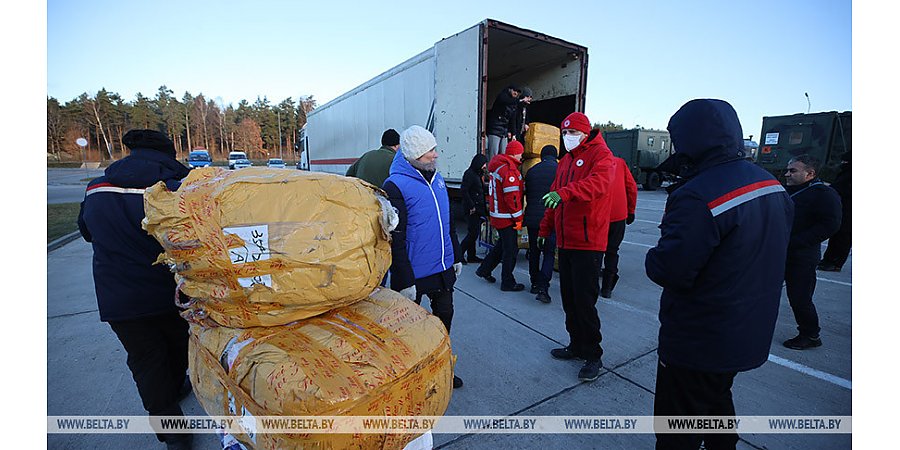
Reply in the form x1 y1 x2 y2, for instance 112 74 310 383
48 202 82 243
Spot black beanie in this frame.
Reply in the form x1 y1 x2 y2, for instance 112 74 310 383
122 129 176 158
381 129 400 147
540 144 558 159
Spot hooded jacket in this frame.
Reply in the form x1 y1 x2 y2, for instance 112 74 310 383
486 87 520 137
523 154 558 228
538 130 615 251
383 151 458 291
784 178 842 265
77 148 191 322
486 153 524 229
645 99 794 373
461 153 488 216
610 156 638 222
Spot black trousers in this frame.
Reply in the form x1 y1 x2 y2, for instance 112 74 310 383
478 225 520 288
557 248 603 360
527 225 555 290
654 359 739 450
460 213 482 261
822 208 851 267
108 310 189 443
601 220 626 274
415 289 454 333
785 260 820 338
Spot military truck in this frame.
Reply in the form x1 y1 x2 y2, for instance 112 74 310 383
756 111 851 183
602 128 673 190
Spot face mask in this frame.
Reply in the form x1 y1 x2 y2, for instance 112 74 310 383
563 134 583 151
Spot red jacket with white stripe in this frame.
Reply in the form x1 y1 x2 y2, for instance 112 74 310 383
610 156 638 222
539 130 615 251
486 153 524 229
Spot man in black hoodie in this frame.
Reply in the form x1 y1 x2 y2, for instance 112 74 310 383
523 145 558 303
460 153 488 263
78 129 193 450
782 154 842 350
485 85 522 158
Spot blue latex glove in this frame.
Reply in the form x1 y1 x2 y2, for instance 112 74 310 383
542 191 562 209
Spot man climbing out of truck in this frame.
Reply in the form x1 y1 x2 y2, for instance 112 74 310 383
476 140 526 292
513 87 533 143
485 85 522 159
537 112 614 382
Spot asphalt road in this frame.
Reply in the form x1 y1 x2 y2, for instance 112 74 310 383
47 168 105 204
47 182 852 449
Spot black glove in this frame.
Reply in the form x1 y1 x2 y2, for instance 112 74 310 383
626 213 635 225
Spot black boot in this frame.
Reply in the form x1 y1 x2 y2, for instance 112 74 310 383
600 271 619 299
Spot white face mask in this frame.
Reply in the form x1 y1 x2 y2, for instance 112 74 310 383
563 134 583 151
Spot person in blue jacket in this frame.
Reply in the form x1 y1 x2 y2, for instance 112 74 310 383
382 125 464 389
523 144 558 303
78 129 193 450
645 99 794 450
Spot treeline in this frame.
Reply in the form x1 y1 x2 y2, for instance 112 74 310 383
47 85 317 163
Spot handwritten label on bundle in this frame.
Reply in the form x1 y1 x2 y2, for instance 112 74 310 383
238 274 273 288
224 225 271 265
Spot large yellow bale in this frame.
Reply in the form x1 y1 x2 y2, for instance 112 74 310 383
143 167 395 327
524 122 560 159
189 288 454 450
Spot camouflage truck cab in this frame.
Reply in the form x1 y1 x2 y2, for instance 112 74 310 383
757 111 851 183
602 128 673 191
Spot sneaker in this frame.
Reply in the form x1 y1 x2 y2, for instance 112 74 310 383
550 346 582 360
453 375 464 389
536 291 551 303
578 359 603 382
783 335 823 350
475 269 496 283
500 283 525 292
530 285 541 294
816 263 841 272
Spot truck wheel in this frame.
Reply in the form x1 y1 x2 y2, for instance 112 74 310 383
643 172 661 191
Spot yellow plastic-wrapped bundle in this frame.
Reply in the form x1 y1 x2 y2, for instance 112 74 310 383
189 288 454 450
143 167 396 328
524 122 560 159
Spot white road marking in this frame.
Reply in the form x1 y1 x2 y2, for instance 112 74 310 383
767 354 852 390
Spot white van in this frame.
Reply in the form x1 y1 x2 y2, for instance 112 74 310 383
228 151 248 169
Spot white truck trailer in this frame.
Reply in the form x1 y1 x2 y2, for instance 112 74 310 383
300 19 588 190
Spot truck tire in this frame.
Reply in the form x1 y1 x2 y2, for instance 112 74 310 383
643 172 661 191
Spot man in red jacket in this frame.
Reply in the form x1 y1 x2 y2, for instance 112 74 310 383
601 156 638 298
476 140 526 292
537 112 614 382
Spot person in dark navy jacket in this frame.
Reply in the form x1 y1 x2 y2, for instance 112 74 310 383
523 144 558 303
781 154 842 350
382 125 464 389
78 129 193 449
645 99 794 450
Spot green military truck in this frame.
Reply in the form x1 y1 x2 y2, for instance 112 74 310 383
602 128 673 190
756 111 851 183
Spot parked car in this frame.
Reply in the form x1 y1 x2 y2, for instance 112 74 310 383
228 151 248 169
267 158 286 169
233 158 252 169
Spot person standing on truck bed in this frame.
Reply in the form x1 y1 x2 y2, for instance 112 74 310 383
382 125 464 389
345 128 401 189
645 99 793 449
513 87 533 143
537 112 614 382
476 140 526 292
600 155 638 299
460 153 489 264
781 154 842 350
485 85 522 159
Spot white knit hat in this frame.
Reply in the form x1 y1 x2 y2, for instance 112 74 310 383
400 125 437 161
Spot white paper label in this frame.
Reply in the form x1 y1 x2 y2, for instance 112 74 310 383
765 132 779 145
238 274 272 288
224 225 271 265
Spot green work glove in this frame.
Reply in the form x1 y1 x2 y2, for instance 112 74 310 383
537 236 546 249
543 191 562 209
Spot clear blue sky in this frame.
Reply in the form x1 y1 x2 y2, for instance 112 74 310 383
47 0 851 139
